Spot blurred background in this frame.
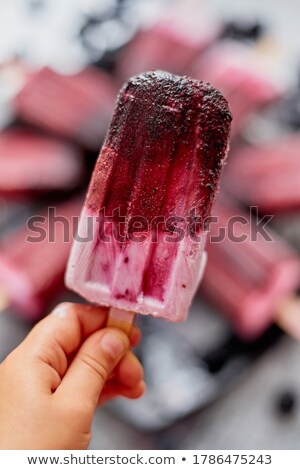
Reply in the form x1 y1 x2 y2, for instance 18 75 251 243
0 0 300 449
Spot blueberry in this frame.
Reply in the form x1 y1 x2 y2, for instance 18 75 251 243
276 390 297 416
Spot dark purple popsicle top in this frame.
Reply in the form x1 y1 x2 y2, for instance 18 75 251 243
87 71 231 231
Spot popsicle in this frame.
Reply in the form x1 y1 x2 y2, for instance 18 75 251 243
200 199 300 339
66 71 232 326
117 2 220 80
14 66 118 149
191 42 281 137
224 136 300 213
0 198 82 321
0 128 83 198
272 214 300 252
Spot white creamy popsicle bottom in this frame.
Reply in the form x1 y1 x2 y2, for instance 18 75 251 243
66 208 208 323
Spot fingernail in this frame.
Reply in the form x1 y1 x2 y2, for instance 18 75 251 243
52 303 69 318
101 332 126 357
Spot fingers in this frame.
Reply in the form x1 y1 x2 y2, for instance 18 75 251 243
99 380 146 405
99 351 145 405
14 302 142 397
19 303 109 378
129 326 142 349
55 328 129 412
28 302 109 351
22 303 140 368
115 351 143 387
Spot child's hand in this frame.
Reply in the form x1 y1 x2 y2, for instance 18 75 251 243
0 303 145 450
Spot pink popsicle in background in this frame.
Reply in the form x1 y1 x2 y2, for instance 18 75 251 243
0 198 82 321
0 128 83 198
200 199 300 339
224 136 300 213
117 3 220 80
14 67 118 149
66 71 231 327
191 42 281 137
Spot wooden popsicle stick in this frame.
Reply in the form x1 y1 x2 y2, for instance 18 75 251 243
0 288 9 313
276 296 300 340
107 308 135 335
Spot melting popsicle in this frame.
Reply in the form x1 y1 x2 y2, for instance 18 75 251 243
200 199 300 339
66 71 232 326
0 128 83 198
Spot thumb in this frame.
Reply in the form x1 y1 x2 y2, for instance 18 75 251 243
55 328 129 411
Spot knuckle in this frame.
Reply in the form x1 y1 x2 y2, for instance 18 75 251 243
79 353 108 383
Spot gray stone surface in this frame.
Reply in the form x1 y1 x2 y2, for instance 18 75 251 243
182 336 300 450
89 335 300 450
